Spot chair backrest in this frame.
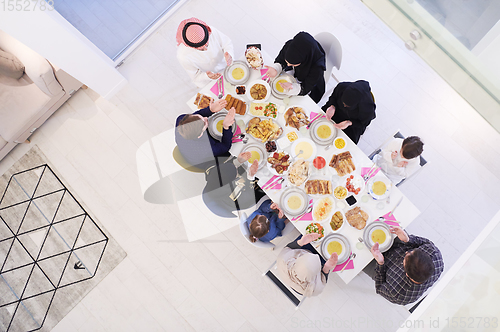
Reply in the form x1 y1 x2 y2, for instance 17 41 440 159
314 32 342 83
264 261 305 309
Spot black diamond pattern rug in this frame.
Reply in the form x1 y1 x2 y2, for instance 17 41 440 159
0 146 126 331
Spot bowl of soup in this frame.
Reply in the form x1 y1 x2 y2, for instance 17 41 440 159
362 221 394 252
367 177 392 200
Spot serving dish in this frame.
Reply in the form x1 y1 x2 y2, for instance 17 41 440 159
246 80 271 102
291 138 317 161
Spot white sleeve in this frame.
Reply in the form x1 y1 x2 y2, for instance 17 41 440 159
177 50 212 88
287 83 301 96
215 28 234 59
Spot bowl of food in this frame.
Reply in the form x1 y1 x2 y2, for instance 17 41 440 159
224 60 250 85
363 221 394 252
330 210 345 232
312 196 335 223
334 137 346 149
246 117 283 143
267 151 291 175
279 186 309 217
291 138 317 162
245 47 263 69
333 185 348 200
240 143 267 170
367 177 392 200
309 118 337 146
284 106 310 129
207 111 237 139
287 159 310 186
321 233 351 262
271 73 297 99
249 102 278 118
246 80 271 102
265 140 277 153
344 174 365 196
305 222 325 242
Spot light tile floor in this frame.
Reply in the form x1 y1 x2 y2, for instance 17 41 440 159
2 0 500 331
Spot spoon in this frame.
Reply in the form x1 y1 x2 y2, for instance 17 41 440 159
217 77 223 99
295 149 304 158
340 253 356 273
325 143 333 150
377 216 400 224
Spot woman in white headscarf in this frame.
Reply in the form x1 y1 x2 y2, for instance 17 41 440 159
277 233 338 296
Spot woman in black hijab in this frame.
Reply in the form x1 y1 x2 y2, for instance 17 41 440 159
266 32 326 103
322 80 376 144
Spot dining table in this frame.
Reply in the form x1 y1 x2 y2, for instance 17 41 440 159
186 50 421 284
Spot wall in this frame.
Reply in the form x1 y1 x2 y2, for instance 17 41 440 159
0 7 126 98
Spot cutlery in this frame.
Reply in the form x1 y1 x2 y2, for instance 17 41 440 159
324 143 333 151
388 197 404 217
293 205 312 222
376 216 400 224
363 163 377 182
217 77 224 99
340 253 356 273
268 177 285 189
295 149 304 158
306 114 322 128
262 177 283 190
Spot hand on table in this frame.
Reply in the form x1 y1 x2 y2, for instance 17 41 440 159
333 120 352 130
397 161 408 167
325 105 336 119
297 233 321 246
222 108 235 129
323 253 339 274
270 202 285 218
209 98 227 113
264 65 277 79
248 159 259 177
207 71 221 80
237 151 251 163
370 243 385 265
279 82 293 91
390 226 409 243
224 52 233 66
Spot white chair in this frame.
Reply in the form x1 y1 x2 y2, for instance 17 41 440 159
368 130 428 187
238 196 296 249
263 259 306 309
314 32 342 84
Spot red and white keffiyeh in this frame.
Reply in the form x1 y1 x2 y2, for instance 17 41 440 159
176 17 212 49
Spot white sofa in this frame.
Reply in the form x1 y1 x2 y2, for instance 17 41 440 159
0 30 82 160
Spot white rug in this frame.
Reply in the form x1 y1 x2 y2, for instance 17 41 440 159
0 146 126 332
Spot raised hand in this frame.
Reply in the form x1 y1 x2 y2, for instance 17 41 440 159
333 120 352 130
222 107 235 129
270 202 284 218
390 226 409 243
207 71 221 80
325 105 336 119
279 82 293 91
237 151 251 163
264 65 278 79
323 253 339 273
370 242 385 265
209 98 227 113
297 233 321 246
249 159 259 177
224 52 233 66
397 161 408 167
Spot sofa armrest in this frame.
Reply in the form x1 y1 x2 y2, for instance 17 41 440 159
0 30 62 97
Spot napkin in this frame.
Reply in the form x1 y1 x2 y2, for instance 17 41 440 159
292 199 313 221
361 167 380 180
380 212 400 227
309 111 326 123
232 125 242 143
267 180 282 190
260 68 269 80
333 255 355 272
261 175 280 190
210 77 224 96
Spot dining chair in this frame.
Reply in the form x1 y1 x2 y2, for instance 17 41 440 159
314 32 342 84
172 146 205 173
368 130 428 187
263 260 306 309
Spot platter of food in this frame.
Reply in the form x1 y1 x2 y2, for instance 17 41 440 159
291 138 317 161
367 177 392 200
224 94 247 115
363 221 394 252
309 118 337 145
246 80 271 102
321 233 351 263
245 47 263 69
224 60 250 85
305 222 325 242
345 205 369 230
284 106 310 129
240 143 267 170
271 73 297 99
194 93 212 109
267 151 291 175
344 174 365 196
287 159 310 186
246 117 283 142
279 186 309 217
330 210 345 232
329 151 356 176
304 179 332 195
207 111 237 140
248 102 278 118
312 196 335 222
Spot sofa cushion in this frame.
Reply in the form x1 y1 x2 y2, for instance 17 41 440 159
0 79 51 141
0 48 24 79
0 30 62 97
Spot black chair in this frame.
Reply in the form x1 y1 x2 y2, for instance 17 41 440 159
368 130 428 187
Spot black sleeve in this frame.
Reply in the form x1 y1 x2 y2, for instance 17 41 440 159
286 239 302 249
298 65 324 96
321 82 348 111
274 40 292 70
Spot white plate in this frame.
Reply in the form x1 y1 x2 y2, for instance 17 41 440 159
245 47 263 70
321 233 351 263
266 151 291 176
246 80 271 102
344 204 370 230
342 174 365 196
312 196 335 223
279 187 309 217
207 111 236 140
287 159 311 187
363 221 395 253
291 138 317 161
224 60 250 85
326 150 356 177
240 143 267 170
309 118 337 145
248 102 278 119
245 117 284 143
284 105 311 130
367 176 392 200
271 73 297 99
